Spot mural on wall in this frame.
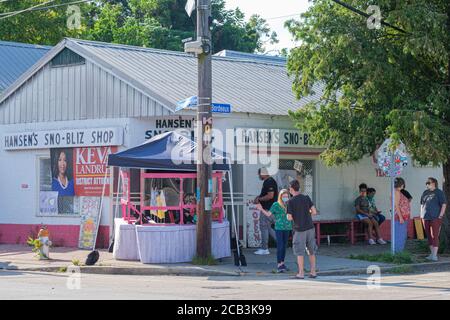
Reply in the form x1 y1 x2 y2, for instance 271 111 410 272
78 196 101 249
247 203 261 248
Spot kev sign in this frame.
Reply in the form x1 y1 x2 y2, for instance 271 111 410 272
73 146 117 196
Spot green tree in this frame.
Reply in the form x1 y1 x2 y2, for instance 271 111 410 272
286 0 450 250
0 0 278 54
0 0 85 44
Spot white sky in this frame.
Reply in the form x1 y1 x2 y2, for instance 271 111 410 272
224 0 311 53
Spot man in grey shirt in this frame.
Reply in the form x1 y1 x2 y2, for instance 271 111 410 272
286 179 318 279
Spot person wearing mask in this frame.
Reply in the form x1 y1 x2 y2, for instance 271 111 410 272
354 183 386 245
393 178 411 252
256 189 293 273
253 167 278 255
286 180 317 279
421 177 447 261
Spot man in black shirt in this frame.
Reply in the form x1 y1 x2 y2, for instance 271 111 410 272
286 179 318 279
253 167 278 255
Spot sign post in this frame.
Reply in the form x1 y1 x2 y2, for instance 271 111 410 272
376 139 408 254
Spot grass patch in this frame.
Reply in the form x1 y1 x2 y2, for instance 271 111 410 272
192 255 217 266
408 240 430 254
71 258 80 266
349 251 414 264
58 266 67 273
389 265 414 274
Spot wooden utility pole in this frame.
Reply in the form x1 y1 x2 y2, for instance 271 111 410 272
196 0 213 259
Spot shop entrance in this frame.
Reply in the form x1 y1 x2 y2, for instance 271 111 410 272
275 159 315 202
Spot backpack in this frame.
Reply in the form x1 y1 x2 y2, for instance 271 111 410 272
85 250 99 266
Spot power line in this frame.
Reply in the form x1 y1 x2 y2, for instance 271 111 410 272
0 0 92 19
330 0 407 34
0 0 55 18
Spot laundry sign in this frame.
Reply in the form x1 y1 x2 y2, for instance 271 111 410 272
3 127 123 150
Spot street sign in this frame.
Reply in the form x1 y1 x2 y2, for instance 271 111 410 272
176 96 232 114
376 138 408 255
376 138 408 177
211 103 231 114
185 0 196 17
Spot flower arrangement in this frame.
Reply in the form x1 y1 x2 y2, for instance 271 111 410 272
27 237 45 258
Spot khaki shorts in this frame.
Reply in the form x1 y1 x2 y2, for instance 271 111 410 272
292 228 317 256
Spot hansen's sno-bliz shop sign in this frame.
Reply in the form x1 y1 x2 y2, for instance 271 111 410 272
236 128 311 147
3 127 123 150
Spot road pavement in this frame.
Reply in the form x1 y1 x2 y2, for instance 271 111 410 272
1 270 449 300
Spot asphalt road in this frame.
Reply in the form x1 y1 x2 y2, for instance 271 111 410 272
1 270 449 300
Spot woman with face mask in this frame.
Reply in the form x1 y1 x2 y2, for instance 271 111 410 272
421 177 447 261
256 189 293 273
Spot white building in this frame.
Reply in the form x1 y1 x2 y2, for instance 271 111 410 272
0 38 441 248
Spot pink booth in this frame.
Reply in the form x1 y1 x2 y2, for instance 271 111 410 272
108 132 232 263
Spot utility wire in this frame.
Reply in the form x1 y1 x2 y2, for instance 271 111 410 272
330 0 408 34
0 0 92 19
0 0 55 18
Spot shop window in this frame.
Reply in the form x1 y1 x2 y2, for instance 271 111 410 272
276 159 315 201
38 156 78 216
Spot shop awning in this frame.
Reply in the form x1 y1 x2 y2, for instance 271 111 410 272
107 131 230 171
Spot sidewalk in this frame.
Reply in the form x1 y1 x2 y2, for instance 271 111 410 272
2 243 449 277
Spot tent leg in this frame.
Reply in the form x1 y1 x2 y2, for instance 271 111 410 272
228 168 243 268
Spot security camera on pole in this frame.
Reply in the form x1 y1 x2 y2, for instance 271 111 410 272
185 0 213 259
376 139 408 254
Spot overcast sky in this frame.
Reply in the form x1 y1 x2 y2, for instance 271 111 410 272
224 0 311 53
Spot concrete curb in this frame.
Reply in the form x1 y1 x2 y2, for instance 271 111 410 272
0 264 240 277
2 261 450 277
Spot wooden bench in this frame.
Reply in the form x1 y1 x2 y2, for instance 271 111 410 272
313 219 367 246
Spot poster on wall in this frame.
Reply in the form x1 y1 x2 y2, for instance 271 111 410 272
50 148 76 214
38 146 116 216
247 204 261 248
78 197 101 249
73 146 117 196
39 191 59 215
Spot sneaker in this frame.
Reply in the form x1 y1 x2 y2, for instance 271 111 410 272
377 238 387 245
281 264 289 272
254 249 270 255
431 255 439 262
425 254 434 261
368 239 376 245
277 265 285 273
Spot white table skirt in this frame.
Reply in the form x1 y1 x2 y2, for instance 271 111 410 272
136 221 231 264
112 218 139 261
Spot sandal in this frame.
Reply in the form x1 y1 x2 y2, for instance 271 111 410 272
295 274 305 279
309 274 317 279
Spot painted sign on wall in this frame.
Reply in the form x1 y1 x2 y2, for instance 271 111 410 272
78 197 101 249
145 117 196 140
236 128 311 147
247 204 262 248
3 127 123 150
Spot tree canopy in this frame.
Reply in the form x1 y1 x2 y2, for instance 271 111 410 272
0 0 278 54
286 0 449 167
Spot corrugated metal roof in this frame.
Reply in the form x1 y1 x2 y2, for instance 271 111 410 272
0 41 51 93
67 39 322 116
0 38 323 116
214 50 287 65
